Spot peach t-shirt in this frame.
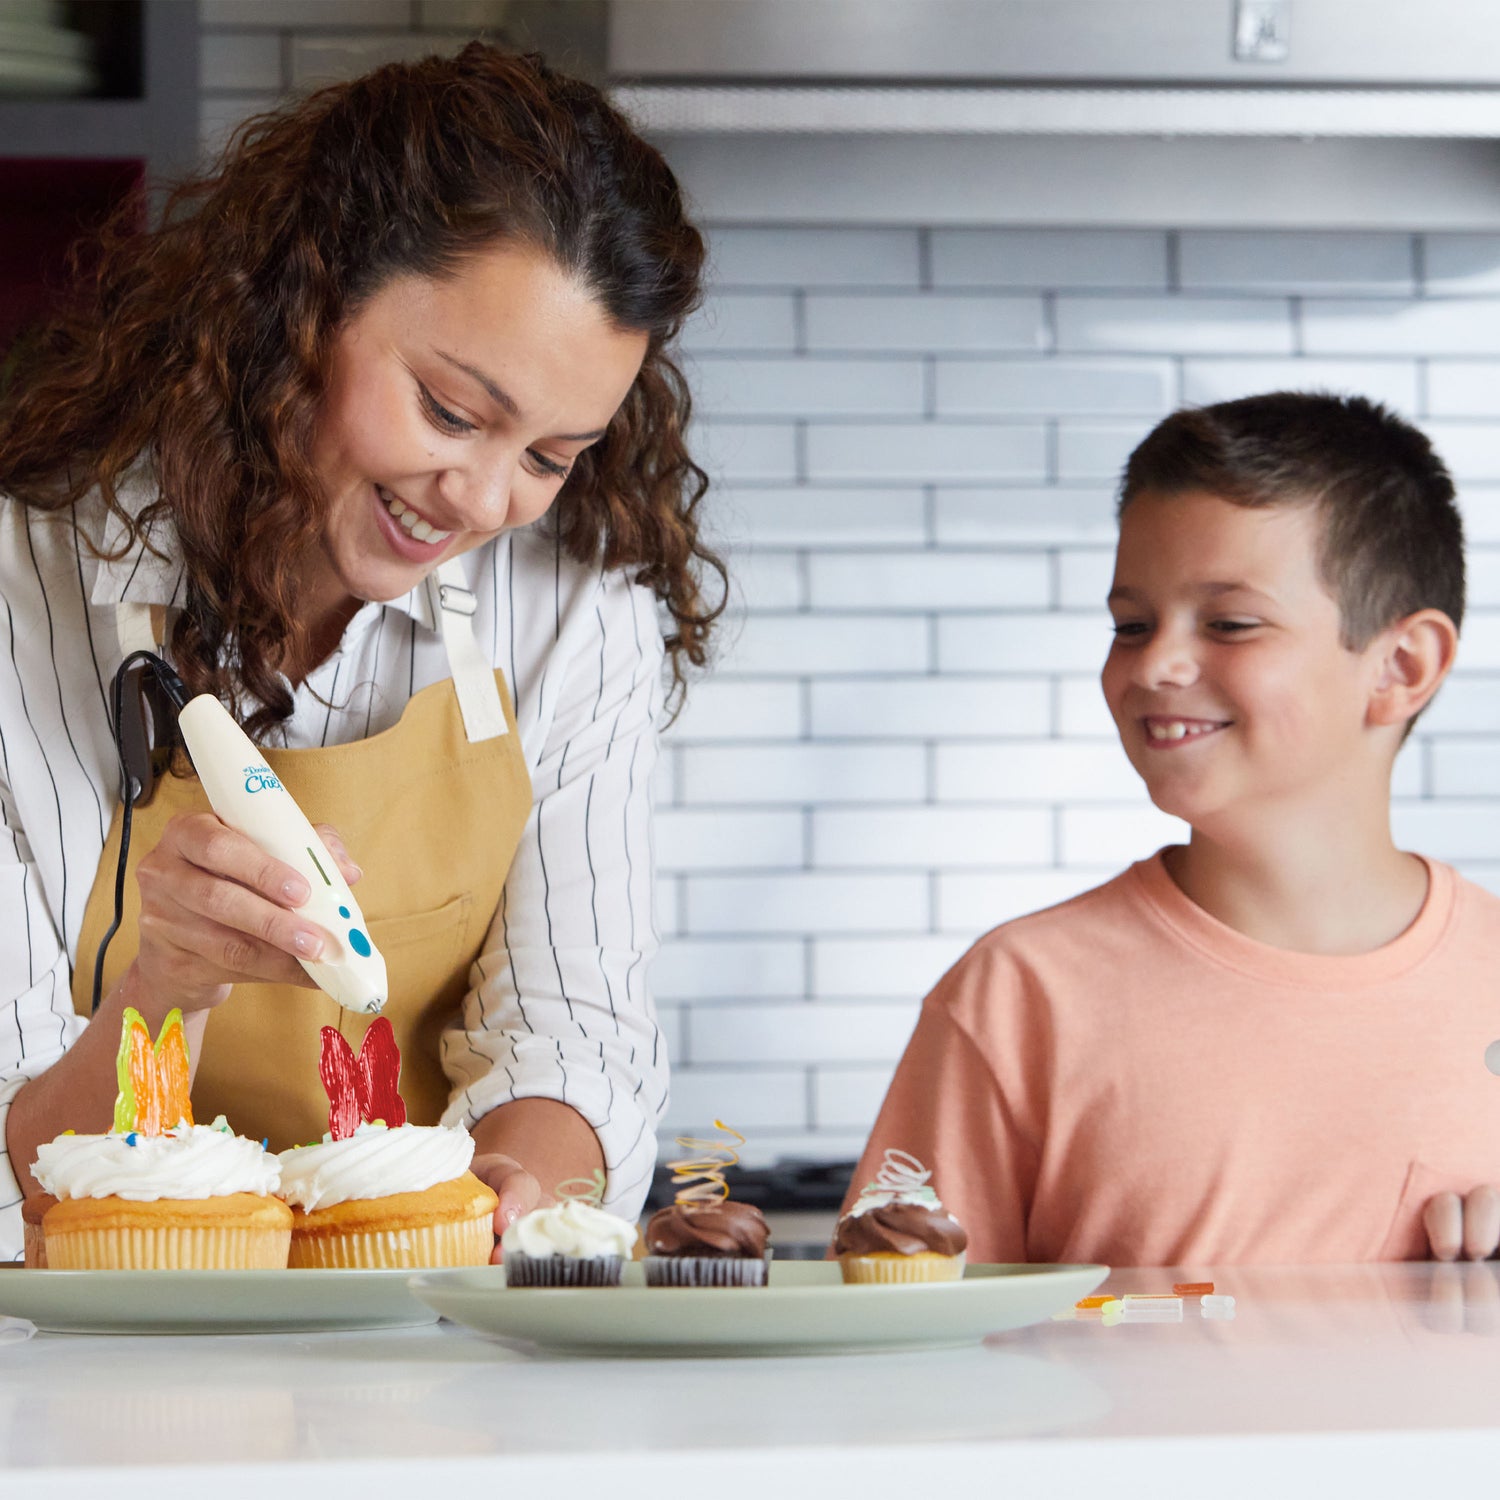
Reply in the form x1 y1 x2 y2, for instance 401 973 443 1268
847 851 1500 1265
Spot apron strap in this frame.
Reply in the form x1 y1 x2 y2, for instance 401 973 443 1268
114 566 508 745
427 558 509 743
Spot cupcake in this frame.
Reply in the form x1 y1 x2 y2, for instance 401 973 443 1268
833 1149 967 1284
500 1171 638 1287
644 1123 771 1287
275 1019 497 1269
33 1007 290 1270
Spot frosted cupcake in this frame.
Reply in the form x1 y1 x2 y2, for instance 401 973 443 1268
501 1172 637 1287
276 1019 497 1268
833 1150 967 1284
33 1007 290 1270
644 1123 771 1287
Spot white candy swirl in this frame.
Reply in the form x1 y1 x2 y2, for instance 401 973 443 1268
275 1122 475 1211
33 1121 281 1202
501 1200 637 1260
847 1148 945 1218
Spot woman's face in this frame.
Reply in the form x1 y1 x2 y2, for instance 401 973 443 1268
305 241 648 629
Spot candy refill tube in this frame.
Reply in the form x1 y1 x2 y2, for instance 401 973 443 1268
176 694 387 1014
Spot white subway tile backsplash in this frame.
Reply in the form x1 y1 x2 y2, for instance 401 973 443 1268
813 935 973 999
199 92 280 151
808 551 1050 611
1056 677 1118 737
1422 423 1500 483
813 806 1053 869
1423 235 1500 294
681 744 926 806
937 868 1116 930
934 489 1118 546
1457 492 1500 544
1056 422 1146 482
291 34 469 88
681 295 798 353
728 550 803 612
810 677 1051 741
715 614 929 675
1466 548 1500 606
656 875 681 939
1428 741 1500 798
652 939 807 1001
662 1068 809 1131
804 294 1046 352
200 32 282 91
814 1068 903 1128
711 488 927 548
665 680 804 743
1178 232 1415 295
806 422 1047 483
935 357 1175 417
708 227 921 287
930 229 1168 290
685 874 928 936
690 356 925 418
1057 550 1115 610
1302 299 1500 355
1182 358 1420 415
1421 674 1500 734
1426 363 1500 418
690 1002 918 1065
1457 614 1500 669
1060 804 1190 865
937 741 1141 803
1392 799 1500 861
690 422 799 484
200 0 412 26
939 613 1113 674
1057 297 1295 355
655 809 804 873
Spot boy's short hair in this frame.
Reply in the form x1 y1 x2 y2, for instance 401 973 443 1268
1119 391 1465 646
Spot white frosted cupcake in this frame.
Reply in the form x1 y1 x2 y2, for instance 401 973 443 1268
501 1197 637 1287
34 1117 290 1270
276 1121 497 1269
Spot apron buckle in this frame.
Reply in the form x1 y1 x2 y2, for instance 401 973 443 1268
437 583 478 618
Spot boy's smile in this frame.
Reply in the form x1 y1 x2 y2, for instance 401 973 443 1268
1101 490 1389 835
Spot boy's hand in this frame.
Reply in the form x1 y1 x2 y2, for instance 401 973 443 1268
1423 1186 1500 1261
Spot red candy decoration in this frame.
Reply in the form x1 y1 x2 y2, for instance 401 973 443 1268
318 1017 408 1141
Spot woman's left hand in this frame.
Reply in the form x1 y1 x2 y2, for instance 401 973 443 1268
471 1151 542 1263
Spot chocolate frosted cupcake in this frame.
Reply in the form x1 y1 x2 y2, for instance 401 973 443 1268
645 1122 771 1287
834 1149 967 1284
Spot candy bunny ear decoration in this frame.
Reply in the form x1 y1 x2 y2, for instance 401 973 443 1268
114 1007 193 1135
319 1017 407 1140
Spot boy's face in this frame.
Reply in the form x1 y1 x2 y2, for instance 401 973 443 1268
1101 490 1389 833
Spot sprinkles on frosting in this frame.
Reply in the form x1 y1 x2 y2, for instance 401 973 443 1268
668 1120 745 1206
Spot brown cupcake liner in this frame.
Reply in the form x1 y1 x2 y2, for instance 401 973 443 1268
643 1252 772 1287
502 1251 624 1287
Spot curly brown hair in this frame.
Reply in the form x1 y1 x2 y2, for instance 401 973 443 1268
0 43 723 736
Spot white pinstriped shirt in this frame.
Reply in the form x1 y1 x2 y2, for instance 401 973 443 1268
0 484 667 1260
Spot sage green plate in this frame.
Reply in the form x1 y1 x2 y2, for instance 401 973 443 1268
0 1268 440 1334
408 1261 1109 1356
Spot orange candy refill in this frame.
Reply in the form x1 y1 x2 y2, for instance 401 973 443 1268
1173 1282 1215 1296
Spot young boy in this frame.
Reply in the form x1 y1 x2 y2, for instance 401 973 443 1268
849 392 1500 1265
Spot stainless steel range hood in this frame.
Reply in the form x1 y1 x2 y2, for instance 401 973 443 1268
606 0 1500 230
609 0 1500 137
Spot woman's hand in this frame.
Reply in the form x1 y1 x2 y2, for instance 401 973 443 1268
470 1151 542 1263
131 814 363 1014
1423 1186 1500 1261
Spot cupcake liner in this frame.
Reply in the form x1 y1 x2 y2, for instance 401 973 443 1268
287 1210 493 1269
644 1252 771 1288
502 1251 624 1288
44 1224 291 1271
838 1251 966 1285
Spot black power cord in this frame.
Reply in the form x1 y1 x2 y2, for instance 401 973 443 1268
91 650 191 1014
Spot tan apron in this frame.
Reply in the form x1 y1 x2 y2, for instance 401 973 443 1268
72 561 532 1150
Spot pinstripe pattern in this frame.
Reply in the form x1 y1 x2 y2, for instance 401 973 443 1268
0 489 668 1258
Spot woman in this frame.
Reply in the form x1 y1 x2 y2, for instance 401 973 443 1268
0 44 720 1261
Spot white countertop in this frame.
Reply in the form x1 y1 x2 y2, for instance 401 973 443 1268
5 1263 1500 1499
